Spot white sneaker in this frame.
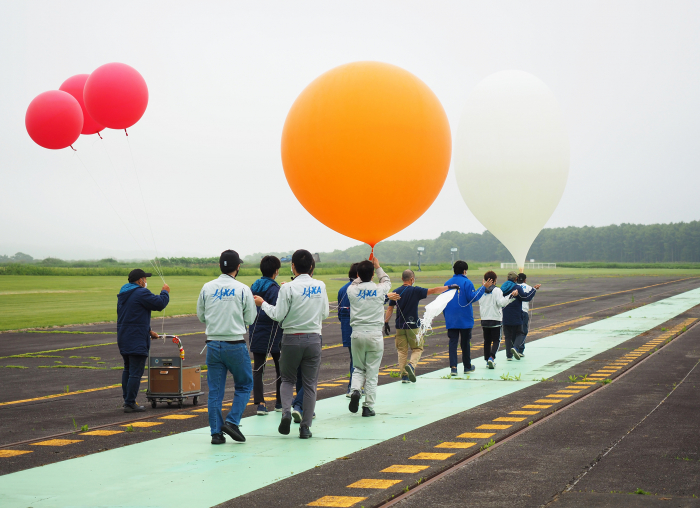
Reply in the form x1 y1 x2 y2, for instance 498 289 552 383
291 408 302 424
511 349 521 360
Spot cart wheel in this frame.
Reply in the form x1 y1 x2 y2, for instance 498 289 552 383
151 400 157 409
192 396 198 406
167 401 172 406
177 401 183 408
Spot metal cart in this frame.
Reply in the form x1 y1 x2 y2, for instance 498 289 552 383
146 335 204 408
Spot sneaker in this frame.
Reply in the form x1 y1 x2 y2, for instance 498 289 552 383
211 432 226 445
464 365 476 373
291 408 302 424
221 422 246 442
511 349 521 360
274 402 283 412
450 367 458 376
406 364 417 383
278 415 292 435
124 403 146 413
362 406 376 417
401 376 410 384
256 404 269 415
487 357 495 369
346 391 352 398
519 352 525 358
299 424 312 439
507 357 513 361
349 390 361 413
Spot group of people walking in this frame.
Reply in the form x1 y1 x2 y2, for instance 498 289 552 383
115 249 540 445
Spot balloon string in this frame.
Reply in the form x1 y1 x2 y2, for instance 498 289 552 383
97 132 103 139
369 245 374 260
124 129 129 137
70 145 76 152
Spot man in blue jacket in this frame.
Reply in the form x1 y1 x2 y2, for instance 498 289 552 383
117 269 170 413
337 263 359 395
250 255 284 415
443 261 492 376
501 272 540 360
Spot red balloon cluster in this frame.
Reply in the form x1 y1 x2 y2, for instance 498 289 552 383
25 63 149 150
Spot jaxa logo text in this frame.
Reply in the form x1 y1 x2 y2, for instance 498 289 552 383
357 289 378 300
302 286 322 299
213 288 235 300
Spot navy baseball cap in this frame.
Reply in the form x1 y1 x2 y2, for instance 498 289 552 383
220 250 242 273
128 268 152 282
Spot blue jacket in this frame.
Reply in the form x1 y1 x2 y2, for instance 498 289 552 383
116 284 169 356
250 277 283 354
443 274 484 329
501 280 536 326
337 279 353 347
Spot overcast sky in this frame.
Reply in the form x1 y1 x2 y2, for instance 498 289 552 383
1 1 698 260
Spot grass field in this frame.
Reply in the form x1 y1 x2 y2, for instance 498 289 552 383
2 268 699 331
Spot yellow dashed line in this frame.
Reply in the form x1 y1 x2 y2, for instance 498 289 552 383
121 422 162 428
509 411 539 415
523 404 551 409
477 424 511 430
307 495 367 507
0 450 32 457
81 430 123 436
381 465 429 473
458 432 495 438
409 452 455 460
493 417 526 422
435 442 476 449
31 439 81 446
536 399 561 403
347 479 401 489
159 414 198 420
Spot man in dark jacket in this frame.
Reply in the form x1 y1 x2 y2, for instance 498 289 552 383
337 263 359 395
250 256 284 415
117 269 170 412
500 272 540 361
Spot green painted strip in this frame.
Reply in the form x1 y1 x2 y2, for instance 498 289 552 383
1 287 698 508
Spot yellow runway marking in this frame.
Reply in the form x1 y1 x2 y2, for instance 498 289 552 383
477 424 511 430
159 415 198 420
409 452 455 460
509 411 539 415
192 408 209 412
0 450 32 457
121 422 162 428
555 390 583 394
545 394 570 398
565 386 588 389
458 432 495 438
523 404 551 409
32 439 82 446
435 442 476 449
81 430 123 436
536 399 561 403
347 479 402 489
318 384 342 387
494 417 526 422
381 465 429 473
307 495 367 507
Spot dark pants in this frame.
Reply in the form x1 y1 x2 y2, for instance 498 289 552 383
447 328 472 369
482 327 501 361
519 312 530 354
252 351 281 405
503 325 525 358
346 345 354 392
121 354 147 406
280 333 322 427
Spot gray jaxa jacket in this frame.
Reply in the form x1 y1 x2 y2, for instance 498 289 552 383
261 274 329 335
347 267 391 333
197 274 257 341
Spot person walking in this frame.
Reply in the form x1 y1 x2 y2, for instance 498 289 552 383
384 270 452 384
250 255 284 415
117 269 170 413
500 272 540 361
254 249 329 439
346 257 392 417
516 273 534 356
338 263 359 396
443 261 492 376
197 250 256 445
477 270 518 369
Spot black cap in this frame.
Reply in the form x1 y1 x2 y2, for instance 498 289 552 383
220 250 242 273
128 268 152 282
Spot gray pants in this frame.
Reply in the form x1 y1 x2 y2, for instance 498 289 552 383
350 331 384 409
279 333 322 427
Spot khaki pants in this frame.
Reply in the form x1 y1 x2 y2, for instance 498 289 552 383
395 328 423 377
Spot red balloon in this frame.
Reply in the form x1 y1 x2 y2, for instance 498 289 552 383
25 90 83 150
84 63 148 130
59 74 104 135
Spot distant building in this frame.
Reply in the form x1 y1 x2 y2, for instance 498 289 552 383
313 253 321 262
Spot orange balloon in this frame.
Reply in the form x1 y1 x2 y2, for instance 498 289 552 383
281 61 452 248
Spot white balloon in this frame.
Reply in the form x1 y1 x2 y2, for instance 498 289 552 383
454 70 569 270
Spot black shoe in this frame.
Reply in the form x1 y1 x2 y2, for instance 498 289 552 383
348 390 361 413
211 432 226 445
299 424 312 439
124 403 145 413
221 422 246 442
362 407 375 417
279 415 292 435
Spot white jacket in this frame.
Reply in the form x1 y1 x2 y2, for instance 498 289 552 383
197 274 257 341
478 287 514 324
347 267 391 333
261 274 329 335
520 283 533 312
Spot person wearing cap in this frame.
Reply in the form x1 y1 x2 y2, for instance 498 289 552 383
197 250 256 445
253 249 329 439
117 269 170 413
500 271 540 361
